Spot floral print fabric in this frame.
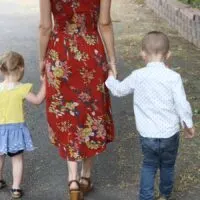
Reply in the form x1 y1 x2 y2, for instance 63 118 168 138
45 0 114 161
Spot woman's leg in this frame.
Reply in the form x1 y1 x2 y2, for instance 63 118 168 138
0 155 6 180
11 153 24 189
80 158 93 193
68 161 79 189
81 158 93 178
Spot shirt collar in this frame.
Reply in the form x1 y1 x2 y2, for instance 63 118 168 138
146 62 166 68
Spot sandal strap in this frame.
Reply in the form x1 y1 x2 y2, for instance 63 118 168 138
68 180 80 188
80 177 91 185
0 180 6 189
0 180 6 184
11 189 23 193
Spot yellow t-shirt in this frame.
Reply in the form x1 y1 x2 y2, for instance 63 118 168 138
0 83 32 124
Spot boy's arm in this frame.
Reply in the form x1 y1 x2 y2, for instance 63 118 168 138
25 81 46 105
172 74 193 129
105 70 135 97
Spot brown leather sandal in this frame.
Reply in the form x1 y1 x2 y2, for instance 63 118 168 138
0 180 6 189
68 180 84 200
11 189 23 199
79 177 93 194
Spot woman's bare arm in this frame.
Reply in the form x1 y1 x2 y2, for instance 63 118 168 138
39 0 52 74
98 0 117 76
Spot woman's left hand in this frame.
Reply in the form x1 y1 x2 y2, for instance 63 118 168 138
40 60 45 76
48 125 56 144
108 63 118 78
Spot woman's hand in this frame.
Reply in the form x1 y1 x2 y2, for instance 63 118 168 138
108 63 118 78
48 125 56 144
40 60 45 76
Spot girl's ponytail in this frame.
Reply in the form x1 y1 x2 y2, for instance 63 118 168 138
0 51 24 74
0 54 8 73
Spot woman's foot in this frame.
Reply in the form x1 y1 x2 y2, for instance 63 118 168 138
79 177 93 194
0 180 6 189
69 180 83 200
11 188 23 199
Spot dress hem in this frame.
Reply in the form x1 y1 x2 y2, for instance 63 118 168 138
53 140 113 161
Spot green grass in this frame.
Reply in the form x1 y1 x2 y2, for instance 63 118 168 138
179 0 200 8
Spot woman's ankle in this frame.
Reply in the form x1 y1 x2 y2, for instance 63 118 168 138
80 171 91 178
68 180 80 190
12 184 21 189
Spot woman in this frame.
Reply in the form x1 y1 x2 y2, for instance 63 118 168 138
39 0 116 199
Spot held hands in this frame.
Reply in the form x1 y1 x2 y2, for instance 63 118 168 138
40 60 45 76
108 62 118 78
183 122 195 139
40 74 46 82
39 60 46 83
108 69 114 77
48 125 56 145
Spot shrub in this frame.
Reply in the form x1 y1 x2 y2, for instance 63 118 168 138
179 0 200 8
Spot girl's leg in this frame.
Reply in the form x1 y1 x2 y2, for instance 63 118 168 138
11 153 24 189
0 155 6 180
67 161 79 189
81 158 93 178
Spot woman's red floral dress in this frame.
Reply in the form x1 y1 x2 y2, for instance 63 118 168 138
45 0 115 161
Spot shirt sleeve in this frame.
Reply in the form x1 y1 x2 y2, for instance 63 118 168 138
105 72 136 97
19 83 33 99
172 75 193 128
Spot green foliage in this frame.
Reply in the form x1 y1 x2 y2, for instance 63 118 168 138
179 0 200 8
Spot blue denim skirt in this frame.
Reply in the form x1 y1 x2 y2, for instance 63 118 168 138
0 123 35 155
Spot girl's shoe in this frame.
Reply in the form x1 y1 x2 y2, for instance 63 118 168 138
11 189 23 199
0 180 6 189
79 177 93 194
68 180 83 200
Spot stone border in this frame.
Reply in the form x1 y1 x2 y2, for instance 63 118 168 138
145 0 200 48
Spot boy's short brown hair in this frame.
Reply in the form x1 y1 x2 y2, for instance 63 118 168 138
142 31 170 56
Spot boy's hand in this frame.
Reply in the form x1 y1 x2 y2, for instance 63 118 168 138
184 127 195 139
183 122 195 139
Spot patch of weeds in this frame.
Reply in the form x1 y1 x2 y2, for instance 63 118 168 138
178 0 200 8
194 108 200 115
135 0 145 4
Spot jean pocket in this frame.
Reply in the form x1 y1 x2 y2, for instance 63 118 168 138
161 133 180 158
140 137 157 154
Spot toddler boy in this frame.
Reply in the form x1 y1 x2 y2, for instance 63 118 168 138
106 31 195 200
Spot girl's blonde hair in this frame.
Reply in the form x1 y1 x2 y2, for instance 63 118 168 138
0 51 24 74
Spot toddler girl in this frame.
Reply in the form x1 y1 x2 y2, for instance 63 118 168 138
0 51 45 199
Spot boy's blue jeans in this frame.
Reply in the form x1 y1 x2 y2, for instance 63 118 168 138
139 133 179 200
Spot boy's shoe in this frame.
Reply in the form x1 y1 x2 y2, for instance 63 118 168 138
0 180 7 189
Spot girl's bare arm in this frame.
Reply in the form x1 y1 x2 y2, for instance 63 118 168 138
25 81 46 105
